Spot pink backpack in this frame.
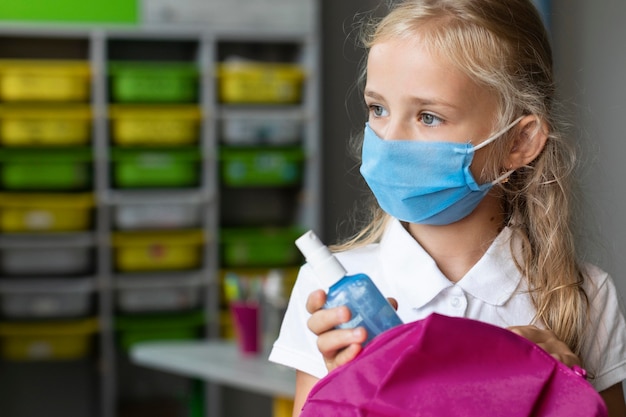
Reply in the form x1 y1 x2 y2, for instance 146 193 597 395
300 313 607 417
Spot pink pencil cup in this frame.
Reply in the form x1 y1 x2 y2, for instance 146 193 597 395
230 301 261 355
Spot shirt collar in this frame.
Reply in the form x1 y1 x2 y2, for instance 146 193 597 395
379 219 523 309
456 226 523 305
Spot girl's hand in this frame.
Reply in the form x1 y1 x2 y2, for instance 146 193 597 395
305 289 399 372
305 289 367 372
507 325 581 367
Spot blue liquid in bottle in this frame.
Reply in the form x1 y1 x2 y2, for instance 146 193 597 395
296 231 403 346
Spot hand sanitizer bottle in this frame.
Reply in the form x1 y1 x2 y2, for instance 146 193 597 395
295 230 403 346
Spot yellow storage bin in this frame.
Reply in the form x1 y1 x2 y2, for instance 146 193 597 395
217 63 305 104
0 59 91 102
273 398 295 417
0 193 94 232
109 105 201 146
112 230 205 272
0 105 92 146
0 318 98 361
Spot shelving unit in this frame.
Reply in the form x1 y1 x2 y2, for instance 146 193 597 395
0 14 319 417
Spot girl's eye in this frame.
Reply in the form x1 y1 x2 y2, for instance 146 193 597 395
369 104 389 117
419 113 443 127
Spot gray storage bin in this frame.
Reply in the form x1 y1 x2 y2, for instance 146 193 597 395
0 246 92 276
114 202 202 230
221 116 301 145
114 273 205 313
0 277 95 318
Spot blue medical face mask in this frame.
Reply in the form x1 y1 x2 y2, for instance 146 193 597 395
360 117 523 225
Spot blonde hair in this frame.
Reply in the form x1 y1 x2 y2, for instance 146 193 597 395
337 0 589 357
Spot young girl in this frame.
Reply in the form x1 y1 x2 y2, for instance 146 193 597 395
269 0 626 415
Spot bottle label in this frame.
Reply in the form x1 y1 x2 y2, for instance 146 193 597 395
325 273 402 345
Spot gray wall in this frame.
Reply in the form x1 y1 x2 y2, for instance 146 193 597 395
552 0 626 302
320 0 382 242
322 0 626 310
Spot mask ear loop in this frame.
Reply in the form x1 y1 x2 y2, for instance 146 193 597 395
473 116 525 152
473 116 524 185
492 168 515 185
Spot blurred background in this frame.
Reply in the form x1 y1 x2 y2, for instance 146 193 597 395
0 0 624 416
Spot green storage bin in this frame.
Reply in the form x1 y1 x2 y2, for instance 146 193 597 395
220 227 305 267
115 310 205 351
0 147 92 190
220 147 304 187
111 147 201 188
0 0 137 24
109 62 199 103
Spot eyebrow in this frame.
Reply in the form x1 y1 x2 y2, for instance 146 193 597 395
364 89 459 110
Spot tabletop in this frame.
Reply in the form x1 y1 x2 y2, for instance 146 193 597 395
130 339 296 399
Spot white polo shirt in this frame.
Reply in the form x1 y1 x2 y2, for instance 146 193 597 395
269 219 626 392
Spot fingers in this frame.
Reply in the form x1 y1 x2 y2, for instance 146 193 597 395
305 288 368 372
306 289 351 336
317 327 366 371
387 297 398 310
508 325 581 367
305 289 326 315
332 340 364 369
508 325 547 341
317 327 366 357
307 303 350 336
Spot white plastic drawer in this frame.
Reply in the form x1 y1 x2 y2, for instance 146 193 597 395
0 278 94 319
114 273 205 313
114 202 202 230
221 117 301 145
0 246 92 276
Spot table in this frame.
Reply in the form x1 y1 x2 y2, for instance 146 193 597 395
130 340 296 416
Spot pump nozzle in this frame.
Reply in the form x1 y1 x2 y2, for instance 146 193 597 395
295 230 347 287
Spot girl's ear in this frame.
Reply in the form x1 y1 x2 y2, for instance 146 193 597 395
505 115 549 169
